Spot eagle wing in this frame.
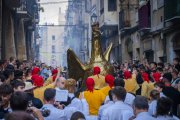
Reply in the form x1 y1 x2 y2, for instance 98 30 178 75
104 43 113 61
67 48 87 81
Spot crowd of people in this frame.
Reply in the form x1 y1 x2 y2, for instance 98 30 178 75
0 56 180 120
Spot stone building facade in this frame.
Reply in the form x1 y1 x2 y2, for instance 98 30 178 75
0 0 40 61
88 0 180 63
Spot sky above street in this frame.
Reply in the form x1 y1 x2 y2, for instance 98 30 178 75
39 0 68 25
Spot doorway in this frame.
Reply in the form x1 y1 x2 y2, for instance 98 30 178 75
144 50 154 63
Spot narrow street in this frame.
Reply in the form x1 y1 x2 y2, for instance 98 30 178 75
0 0 180 120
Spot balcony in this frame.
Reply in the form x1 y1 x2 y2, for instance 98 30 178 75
138 1 151 33
16 0 39 19
164 0 180 23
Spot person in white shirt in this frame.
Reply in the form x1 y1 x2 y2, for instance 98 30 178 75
67 91 89 116
132 96 156 120
64 106 79 120
105 78 135 106
42 88 67 120
101 86 134 120
64 79 89 116
148 90 160 116
98 90 114 120
155 97 179 120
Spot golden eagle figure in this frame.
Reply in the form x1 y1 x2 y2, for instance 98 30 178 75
67 23 114 82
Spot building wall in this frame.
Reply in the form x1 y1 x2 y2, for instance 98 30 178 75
120 0 165 63
97 0 120 63
39 26 65 67
16 19 27 60
3 7 16 59
0 0 39 60
99 0 119 27
120 0 140 63
132 32 141 61
165 31 180 63
39 26 48 63
39 0 67 25
153 34 163 62
150 0 164 62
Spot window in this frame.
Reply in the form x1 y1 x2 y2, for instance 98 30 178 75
52 35 55 40
100 0 104 14
52 45 55 53
138 2 151 29
119 10 125 29
108 0 117 11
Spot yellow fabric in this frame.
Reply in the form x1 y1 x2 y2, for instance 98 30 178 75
124 78 139 94
141 81 155 98
132 73 136 79
100 86 111 96
33 83 55 102
82 90 106 115
44 76 53 86
89 74 106 89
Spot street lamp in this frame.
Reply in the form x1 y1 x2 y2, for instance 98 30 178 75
91 13 97 24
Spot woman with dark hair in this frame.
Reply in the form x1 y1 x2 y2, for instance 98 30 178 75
70 111 85 120
156 97 179 120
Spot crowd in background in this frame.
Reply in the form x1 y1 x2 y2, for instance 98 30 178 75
0 56 179 120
